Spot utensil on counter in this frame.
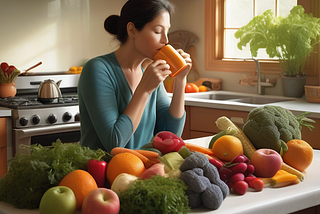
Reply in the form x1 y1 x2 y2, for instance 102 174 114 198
20 62 42 75
37 79 62 103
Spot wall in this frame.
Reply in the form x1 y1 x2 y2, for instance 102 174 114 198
0 0 281 94
170 0 283 95
0 0 126 73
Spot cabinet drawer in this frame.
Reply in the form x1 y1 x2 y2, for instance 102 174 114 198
0 147 7 178
0 118 6 147
301 118 320 150
190 107 248 134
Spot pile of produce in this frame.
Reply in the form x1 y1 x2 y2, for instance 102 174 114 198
0 140 107 209
0 105 315 213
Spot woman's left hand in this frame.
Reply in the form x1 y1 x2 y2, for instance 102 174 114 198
175 49 192 79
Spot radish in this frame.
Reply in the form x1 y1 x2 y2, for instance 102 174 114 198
233 181 248 195
228 173 245 184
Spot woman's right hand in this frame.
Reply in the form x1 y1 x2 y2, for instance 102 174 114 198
139 59 171 94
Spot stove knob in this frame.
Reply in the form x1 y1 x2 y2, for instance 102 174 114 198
63 112 72 122
32 115 41 125
74 113 80 122
47 114 57 124
19 117 28 126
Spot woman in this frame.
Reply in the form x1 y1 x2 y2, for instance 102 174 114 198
78 0 192 152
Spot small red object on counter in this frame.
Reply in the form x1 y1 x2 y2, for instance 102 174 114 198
87 159 107 188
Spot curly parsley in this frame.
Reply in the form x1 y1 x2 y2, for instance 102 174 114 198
118 175 190 214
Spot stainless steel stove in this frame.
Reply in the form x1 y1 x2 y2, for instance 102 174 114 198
1 72 81 157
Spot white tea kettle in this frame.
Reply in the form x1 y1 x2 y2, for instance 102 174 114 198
37 79 62 103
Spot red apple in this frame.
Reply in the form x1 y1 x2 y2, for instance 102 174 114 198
82 188 120 214
250 149 282 178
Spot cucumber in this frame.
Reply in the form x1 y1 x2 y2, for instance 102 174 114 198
178 146 192 159
208 130 228 149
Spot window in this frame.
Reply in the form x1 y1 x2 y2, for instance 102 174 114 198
205 0 319 84
224 0 296 59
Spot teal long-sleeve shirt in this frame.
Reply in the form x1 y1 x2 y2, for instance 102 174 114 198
78 52 185 152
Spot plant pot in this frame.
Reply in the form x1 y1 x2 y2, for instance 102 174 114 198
0 83 17 98
281 75 306 98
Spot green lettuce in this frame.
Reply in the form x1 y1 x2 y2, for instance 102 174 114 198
235 5 320 76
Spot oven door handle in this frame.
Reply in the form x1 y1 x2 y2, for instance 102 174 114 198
15 123 81 138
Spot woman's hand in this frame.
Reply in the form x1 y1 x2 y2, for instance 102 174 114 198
175 49 192 80
139 59 171 94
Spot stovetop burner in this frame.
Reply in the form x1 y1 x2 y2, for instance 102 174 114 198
0 95 78 109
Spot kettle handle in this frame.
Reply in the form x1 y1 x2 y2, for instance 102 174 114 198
56 80 62 87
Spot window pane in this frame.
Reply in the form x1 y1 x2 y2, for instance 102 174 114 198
256 0 275 15
225 30 272 59
225 29 251 58
225 0 253 28
278 0 297 17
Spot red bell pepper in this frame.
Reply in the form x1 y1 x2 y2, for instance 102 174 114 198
87 159 107 188
152 131 185 155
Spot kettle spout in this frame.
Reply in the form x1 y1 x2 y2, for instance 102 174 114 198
56 80 62 87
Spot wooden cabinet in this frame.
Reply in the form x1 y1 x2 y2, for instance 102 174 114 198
0 118 7 178
182 106 320 150
301 117 320 150
182 106 248 140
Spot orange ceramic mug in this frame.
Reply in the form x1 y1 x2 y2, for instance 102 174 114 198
153 44 188 78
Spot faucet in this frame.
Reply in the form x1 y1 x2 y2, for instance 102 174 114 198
252 58 262 95
243 58 275 95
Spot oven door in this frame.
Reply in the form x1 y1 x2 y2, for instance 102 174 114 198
13 123 81 155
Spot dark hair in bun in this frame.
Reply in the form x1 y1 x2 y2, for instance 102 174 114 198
104 0 174 44
104 15 119 35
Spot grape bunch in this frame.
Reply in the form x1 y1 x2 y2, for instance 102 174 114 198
218 154 264 195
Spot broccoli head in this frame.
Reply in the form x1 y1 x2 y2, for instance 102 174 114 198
242 105 301 153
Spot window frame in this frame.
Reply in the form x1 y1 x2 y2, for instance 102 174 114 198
205 0 319 84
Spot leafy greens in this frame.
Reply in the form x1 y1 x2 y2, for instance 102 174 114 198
118 175 190 214
0 140 106 209
235 5 320 76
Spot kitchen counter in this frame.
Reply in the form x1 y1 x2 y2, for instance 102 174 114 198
0 107 11 117
0 136 319 214
179 91 320 119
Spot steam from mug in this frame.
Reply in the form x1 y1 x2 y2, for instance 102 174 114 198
153 44 188 78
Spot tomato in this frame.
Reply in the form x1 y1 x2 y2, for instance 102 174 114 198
185 83 199 93
252 177 264 191
233 180 248 195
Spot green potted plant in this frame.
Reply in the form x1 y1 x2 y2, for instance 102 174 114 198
235 5 320 97
0 62 20 98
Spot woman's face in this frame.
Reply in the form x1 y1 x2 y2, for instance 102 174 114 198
133 11 171 59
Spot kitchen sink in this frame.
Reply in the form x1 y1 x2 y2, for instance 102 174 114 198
184 92 296 105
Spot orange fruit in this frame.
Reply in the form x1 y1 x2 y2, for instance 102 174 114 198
185 83 199 93
199 85 207 92
212 135 243 161
106 152 146 185
283 139 313 172
58 169 98 209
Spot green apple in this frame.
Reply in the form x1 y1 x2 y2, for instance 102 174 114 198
39 186 77 214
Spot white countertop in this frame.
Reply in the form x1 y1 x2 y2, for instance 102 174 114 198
0 136 319 214
180 91 320 119
0 107 11 117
